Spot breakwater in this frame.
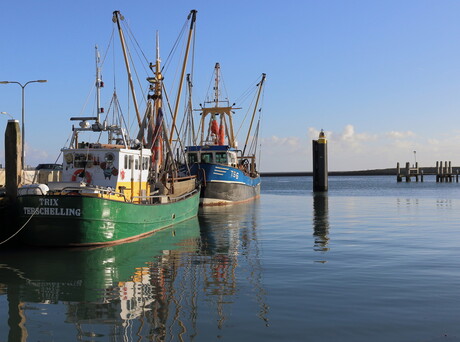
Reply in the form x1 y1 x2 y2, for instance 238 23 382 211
260 167 456 177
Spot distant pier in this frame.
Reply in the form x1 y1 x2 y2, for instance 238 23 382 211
435 161 458 183
395 161 459 183
396 162 423 182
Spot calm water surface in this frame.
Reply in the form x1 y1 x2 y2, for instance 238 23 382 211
2 176 460 341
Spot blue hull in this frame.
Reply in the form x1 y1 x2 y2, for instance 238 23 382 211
190 163 260 205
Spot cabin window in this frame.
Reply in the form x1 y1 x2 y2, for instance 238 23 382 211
135 158 139 170
188 153 198 164
215 152 227 164
143 157 149 170
129 156 134 169
201 153 213 163
124 155 128 169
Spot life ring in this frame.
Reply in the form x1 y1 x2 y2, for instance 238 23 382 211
71 169 92 184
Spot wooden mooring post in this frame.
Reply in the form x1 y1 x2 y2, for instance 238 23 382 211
5 119 22 202
396 162 423 182
436 161 457 182
312 130 328 192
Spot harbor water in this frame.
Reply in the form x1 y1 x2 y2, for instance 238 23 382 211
2 175 460 341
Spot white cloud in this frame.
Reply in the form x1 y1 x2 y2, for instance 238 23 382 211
24 144 52 168
259 124 460 172
386 131 416 139
259 136 307 172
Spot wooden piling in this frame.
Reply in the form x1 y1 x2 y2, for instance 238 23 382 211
313 130 328 192
5 119 22 202
436 161 454 183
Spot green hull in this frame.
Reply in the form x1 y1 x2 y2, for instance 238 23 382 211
16 191 200 246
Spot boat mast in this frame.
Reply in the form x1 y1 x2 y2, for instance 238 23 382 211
199 63 240 147
148 32 177 176
169 9 197 145
112 11 143 131
95 45 103 125
153 31 163 114
243 73 266 156
186 73 197 145
214 62 220 107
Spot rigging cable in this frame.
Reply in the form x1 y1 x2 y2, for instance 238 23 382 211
161 18 188 74
0 208 39 245
235 88 257 139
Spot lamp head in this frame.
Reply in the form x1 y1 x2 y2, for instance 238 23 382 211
1 111 14 119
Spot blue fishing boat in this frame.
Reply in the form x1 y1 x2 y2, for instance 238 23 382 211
184 63 266 206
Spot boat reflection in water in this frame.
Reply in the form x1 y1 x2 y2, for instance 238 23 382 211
1 200 268 340
198 200 269 328
312 193 330 257
0 218 200 341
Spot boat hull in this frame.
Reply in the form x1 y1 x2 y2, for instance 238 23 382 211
201 181 260 206
191 163 260 206
16 191 200 247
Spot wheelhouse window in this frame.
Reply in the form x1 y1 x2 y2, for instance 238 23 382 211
201 153 213 163
129 156 134 169
188 152 198 164
142 157 149 170
215 152 228 164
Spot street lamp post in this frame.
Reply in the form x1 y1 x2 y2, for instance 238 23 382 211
1 111 14 120
0 80 47 168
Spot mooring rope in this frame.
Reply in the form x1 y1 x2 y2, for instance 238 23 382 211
0 207 39 245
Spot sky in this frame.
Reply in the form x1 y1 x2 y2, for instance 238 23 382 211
2 0 460 172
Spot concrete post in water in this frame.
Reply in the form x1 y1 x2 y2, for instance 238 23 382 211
436 161 439 182
312 130 328 192
5 119 22 202
405 162 411 182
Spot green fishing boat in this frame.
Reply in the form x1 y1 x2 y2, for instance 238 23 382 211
16 10 200 247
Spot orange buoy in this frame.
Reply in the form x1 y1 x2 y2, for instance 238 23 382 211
211 119 219 135
218 122 225 145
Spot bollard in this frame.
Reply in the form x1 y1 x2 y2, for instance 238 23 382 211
313 130 328 192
